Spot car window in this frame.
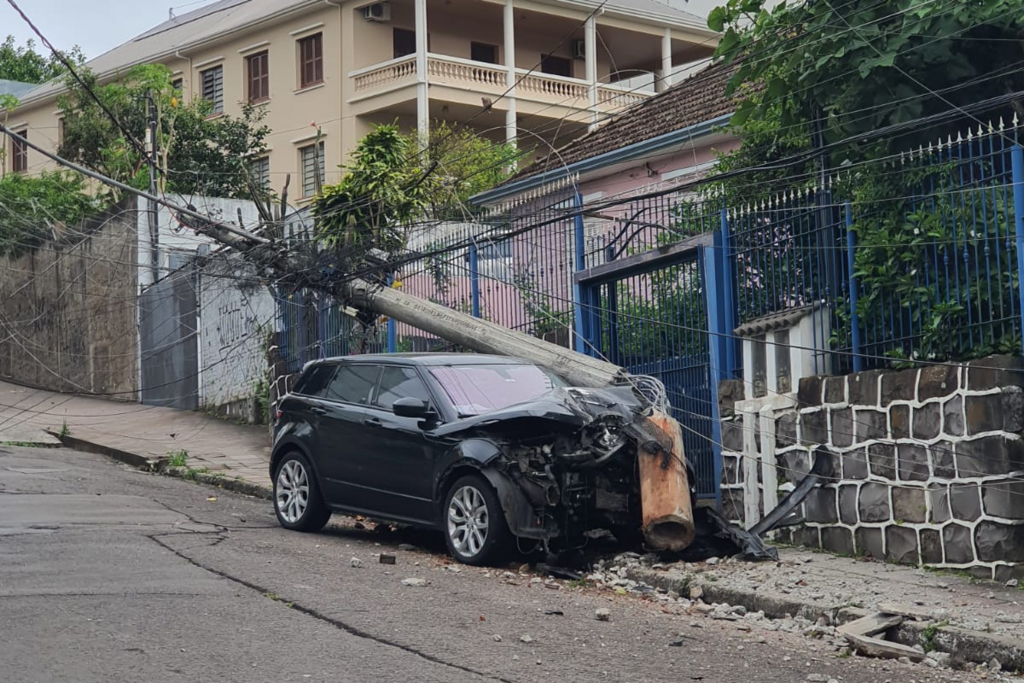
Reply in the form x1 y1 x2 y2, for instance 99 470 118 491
429 364 563 417
324 364 379 405
374 366 432 411
293 364 336 397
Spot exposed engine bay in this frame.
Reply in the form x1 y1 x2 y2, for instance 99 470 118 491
433 384 690 554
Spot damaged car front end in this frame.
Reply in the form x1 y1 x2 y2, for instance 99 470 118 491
429 380 695 557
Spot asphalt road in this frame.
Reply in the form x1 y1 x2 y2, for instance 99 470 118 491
0 445 986 683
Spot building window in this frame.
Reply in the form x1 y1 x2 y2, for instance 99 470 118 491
201 65 224 114
246 50 269 102
471 42 498 64
171 77 183 93
540 54 572 78
249 156 270 191
298 33 323 88
393 28 416 58
300 141 325 197
57 118 65 146
11 130 27 173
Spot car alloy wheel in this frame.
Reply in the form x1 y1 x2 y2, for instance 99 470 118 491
448 484 489 558
276 459 309 524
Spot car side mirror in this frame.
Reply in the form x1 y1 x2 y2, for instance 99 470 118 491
393 397 432 419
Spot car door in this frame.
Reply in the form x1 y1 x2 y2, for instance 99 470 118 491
315 362 381 507
352 364 441 523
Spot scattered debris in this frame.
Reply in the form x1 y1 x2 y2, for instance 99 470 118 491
493 634 503 642
379 553 396 565
349 557 363 568
519 634 534 643
398 543 418 551
544 610 564 616
838 610 924 662
595 608 611 622
401 578 427 587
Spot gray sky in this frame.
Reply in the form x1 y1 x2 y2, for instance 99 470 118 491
1 0 219 62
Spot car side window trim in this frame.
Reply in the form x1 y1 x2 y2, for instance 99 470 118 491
322 362 381 407
366 363 442 416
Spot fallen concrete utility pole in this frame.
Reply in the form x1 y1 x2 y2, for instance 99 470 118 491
0 123 695 552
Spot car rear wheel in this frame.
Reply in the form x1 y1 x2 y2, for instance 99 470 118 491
443 474 511 566
274 452 331 532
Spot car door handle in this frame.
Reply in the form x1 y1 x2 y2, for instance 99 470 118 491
363 418 382 428
310 407 327 416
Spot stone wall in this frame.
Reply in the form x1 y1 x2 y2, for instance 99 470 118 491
720 356 1024 581
0 199 138 396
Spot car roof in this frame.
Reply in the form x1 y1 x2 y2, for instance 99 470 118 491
307 353 536 368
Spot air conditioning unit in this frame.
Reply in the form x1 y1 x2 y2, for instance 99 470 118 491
362 2 391 22
572 39 586 60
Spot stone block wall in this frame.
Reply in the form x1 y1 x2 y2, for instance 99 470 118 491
0 199 138 396
720 356 1024 581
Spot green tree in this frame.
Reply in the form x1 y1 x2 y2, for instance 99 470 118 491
710 0 1024 142
314 122 515 260
57 63 270 200
0 35 84 84
0 171 101 255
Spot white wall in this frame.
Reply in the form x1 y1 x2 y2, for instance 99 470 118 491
198 252 277 414
137 197 264 289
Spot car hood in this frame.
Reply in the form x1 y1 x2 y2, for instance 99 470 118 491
431 385 642 438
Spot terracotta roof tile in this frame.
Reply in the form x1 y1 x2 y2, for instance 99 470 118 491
508 61 739 182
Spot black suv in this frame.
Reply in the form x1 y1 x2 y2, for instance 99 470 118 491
271 353 648 564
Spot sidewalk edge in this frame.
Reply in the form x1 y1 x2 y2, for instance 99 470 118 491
627 566 1024 671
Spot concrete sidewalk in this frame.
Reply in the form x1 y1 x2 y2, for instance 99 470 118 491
0 380 271 488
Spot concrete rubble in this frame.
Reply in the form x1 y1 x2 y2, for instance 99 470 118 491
575 549 1024 678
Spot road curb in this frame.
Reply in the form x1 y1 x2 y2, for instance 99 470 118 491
48 431 162 470
163 466 273 500
626 566 1024 671
47 431 273 500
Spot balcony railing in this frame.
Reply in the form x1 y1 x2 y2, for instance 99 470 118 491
352 55 417 93
349 53 653 113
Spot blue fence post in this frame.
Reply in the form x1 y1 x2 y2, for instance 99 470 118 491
844 203 864 372
572 192 590 355
703 227 735 511
719 208 738 374
468 242 481 319
386 275 397 354
1013 145 1024 356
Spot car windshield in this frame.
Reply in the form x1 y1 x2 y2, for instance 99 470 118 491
429 364 565 417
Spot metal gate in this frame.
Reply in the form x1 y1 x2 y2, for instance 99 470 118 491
139 266 199 409
576 233 720 499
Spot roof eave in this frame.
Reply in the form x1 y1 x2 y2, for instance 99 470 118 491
11 0 327 110
472 111 733 207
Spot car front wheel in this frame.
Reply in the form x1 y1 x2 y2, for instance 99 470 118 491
443 474 511 566
274 452 331 532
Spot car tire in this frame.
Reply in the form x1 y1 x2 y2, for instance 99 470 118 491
273 451 331 532
443 474 512 566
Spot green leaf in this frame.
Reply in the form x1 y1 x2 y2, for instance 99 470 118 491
707 6 727 32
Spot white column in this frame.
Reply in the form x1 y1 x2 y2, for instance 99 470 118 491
415 0 429 148
659 27 672 93
504 0 517 146
585 15 597 131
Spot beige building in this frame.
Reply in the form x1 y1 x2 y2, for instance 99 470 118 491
3 0 716 200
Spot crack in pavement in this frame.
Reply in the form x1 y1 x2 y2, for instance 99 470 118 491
146 533 515 683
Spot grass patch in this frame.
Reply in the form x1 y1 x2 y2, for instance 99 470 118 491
58 420 71 438
921 620 950 653
166 449 189 468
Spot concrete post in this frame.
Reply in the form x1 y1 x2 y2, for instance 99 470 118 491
504 0 517 147
659 28 673 93
585 15 598 131
415 0 429 148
